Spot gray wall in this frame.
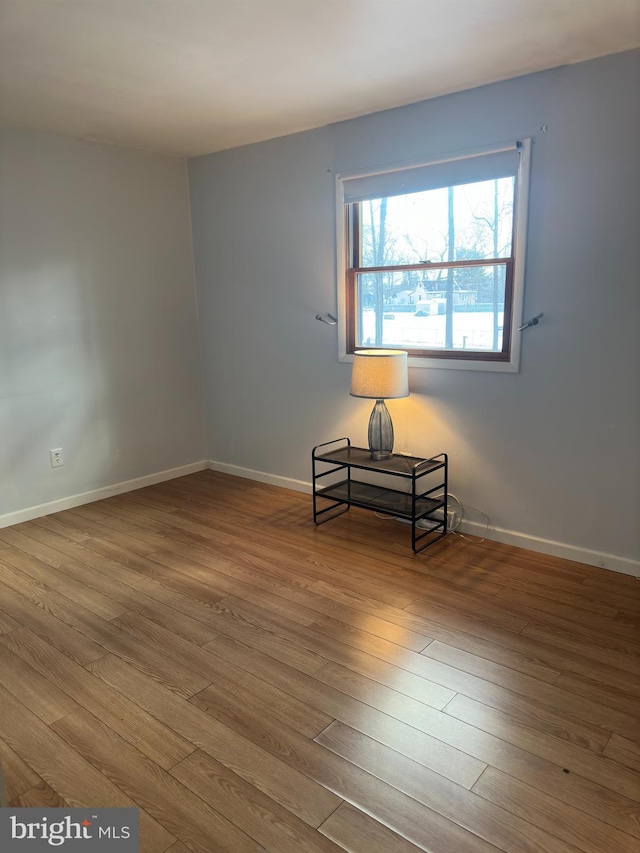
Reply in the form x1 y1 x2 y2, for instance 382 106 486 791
189 50 639 568
0 128 206 518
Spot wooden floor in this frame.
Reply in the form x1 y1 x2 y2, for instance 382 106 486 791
0 471 639 853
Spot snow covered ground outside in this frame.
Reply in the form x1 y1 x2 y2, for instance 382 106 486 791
360 308 504 351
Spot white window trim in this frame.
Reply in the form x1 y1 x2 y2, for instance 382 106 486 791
335 138 532 372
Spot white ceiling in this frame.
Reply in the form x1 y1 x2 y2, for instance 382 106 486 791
1 0 638 157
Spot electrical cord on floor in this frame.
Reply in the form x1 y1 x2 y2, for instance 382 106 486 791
374 488 490 542
447 491 490 543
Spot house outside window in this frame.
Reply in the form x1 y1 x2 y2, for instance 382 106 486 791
336 139 531 372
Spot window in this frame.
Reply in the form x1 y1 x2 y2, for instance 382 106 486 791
337 140 531 371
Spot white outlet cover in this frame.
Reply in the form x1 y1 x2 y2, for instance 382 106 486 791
50 448 64 468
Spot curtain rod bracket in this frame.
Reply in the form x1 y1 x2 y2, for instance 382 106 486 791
518 312 544 331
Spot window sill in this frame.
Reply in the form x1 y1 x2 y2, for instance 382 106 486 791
339 351 520 372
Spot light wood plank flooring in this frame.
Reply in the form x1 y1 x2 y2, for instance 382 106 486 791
0 470 638 852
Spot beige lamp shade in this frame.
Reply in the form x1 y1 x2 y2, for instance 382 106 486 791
350 350 409 399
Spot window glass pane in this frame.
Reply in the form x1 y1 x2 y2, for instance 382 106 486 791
355 265 506 352
359 178 514 268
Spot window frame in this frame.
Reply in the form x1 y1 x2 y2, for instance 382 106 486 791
336 139 532 372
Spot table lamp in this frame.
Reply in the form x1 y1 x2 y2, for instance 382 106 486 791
350 349 409 460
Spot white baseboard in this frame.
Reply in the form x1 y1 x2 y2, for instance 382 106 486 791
455 518 639 578
0 461 209 529
208 460 311 494
209 459 639 578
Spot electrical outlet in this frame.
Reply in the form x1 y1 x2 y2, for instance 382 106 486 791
50 448 64 468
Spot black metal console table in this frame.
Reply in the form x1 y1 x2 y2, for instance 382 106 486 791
312 438 448 553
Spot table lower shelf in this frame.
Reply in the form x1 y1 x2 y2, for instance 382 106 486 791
315 479 444 525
